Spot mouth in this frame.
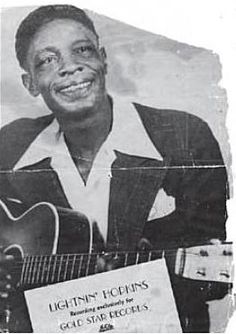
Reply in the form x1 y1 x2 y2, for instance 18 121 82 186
56 80 93 99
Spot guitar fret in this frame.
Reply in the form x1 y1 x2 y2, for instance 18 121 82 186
10 240 232 292
20 257 27 285
26 256 31 284
20 250 160 287
114 251 119 260
57 255 64 282
45 255 52 284
77 255 83 278
37 255 44 284
81 255 88 277
148 251 152 262
35 255 42 283
124 253 128 267
70 254 77 280
24 257 29 285
31 256 39 284
26 256 33 285
63 255 70 281
68 255 74 280
40 256 48 284
51 255 58 283
22 258 27 285
85 254 91 276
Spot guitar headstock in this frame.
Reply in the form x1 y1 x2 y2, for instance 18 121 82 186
175 242 234 283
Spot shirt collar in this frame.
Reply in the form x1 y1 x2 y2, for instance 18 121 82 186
13 97 163 170
107 97 163 160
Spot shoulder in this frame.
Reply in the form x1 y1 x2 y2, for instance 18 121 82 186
133 101 207 131
0 115 54 169
133 102 222 162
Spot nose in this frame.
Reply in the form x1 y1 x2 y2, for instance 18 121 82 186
58 55 84 77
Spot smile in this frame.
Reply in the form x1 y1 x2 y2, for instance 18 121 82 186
58 80 93 94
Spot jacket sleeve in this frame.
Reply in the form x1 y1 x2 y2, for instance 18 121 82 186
144 116 228 247
142 113 230 324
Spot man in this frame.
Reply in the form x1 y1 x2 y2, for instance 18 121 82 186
0 4 230 332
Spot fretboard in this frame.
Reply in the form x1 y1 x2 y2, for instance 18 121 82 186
16 250 164 288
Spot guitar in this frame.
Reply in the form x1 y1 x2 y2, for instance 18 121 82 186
0 200 233 332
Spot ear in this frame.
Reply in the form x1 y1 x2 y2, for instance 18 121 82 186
99 47 107 74
21 73 40 97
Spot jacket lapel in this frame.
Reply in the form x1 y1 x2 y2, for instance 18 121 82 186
107 150 168 251
7 151 168 252
7 158 70 209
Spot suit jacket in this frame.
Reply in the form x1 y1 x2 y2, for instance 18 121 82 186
0 102 229 332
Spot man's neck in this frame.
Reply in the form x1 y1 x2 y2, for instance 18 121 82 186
56 95 112 183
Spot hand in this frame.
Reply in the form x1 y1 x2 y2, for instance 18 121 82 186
96 253 120 273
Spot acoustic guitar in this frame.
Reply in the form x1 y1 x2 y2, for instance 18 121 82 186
0 200 233 332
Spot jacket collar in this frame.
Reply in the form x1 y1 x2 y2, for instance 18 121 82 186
13 97 163 171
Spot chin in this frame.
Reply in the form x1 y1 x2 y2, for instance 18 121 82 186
48 92 95 112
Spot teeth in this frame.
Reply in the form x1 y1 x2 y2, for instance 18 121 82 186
60 81 91 93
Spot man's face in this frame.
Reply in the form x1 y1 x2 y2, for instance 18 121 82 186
24 19 107 117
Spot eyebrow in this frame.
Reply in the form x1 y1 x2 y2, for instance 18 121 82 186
34 39 97 57
72 39 98 47
34 47 59 57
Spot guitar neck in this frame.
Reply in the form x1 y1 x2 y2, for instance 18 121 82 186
18 250 163 288
16 242 233 288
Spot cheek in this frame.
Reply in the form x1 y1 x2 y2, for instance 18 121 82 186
35 72 55 93
82 58 106 75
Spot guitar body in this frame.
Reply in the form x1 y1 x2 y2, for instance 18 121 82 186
0 201 91 332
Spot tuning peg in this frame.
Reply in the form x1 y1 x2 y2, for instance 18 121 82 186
199 250 208 257
223 250 233 256
196 268 206 276
219 270 230 278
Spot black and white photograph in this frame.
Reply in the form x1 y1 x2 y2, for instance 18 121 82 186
0 0 235 332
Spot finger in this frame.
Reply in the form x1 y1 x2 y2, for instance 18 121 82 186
96 256 106 273
106 261 116 271
137 238 153 251
96 254 118 272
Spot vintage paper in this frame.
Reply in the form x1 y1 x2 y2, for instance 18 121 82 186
25 259 182 333
0 1 235 333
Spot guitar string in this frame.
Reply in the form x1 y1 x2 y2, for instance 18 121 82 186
11 250 230 266
7 252 227 276
11 253 156 278
21 255 100 284
70 254 77 280
4 244 232 284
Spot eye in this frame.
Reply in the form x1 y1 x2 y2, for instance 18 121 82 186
36 55 58 68
74 45 95 57
44 56 55 64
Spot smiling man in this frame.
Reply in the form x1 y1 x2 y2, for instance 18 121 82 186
0 4 230 333
17 8 111 184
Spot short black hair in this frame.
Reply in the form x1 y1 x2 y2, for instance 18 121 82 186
15 4 99 69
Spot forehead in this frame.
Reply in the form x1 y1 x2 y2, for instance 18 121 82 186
28 18 98 54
